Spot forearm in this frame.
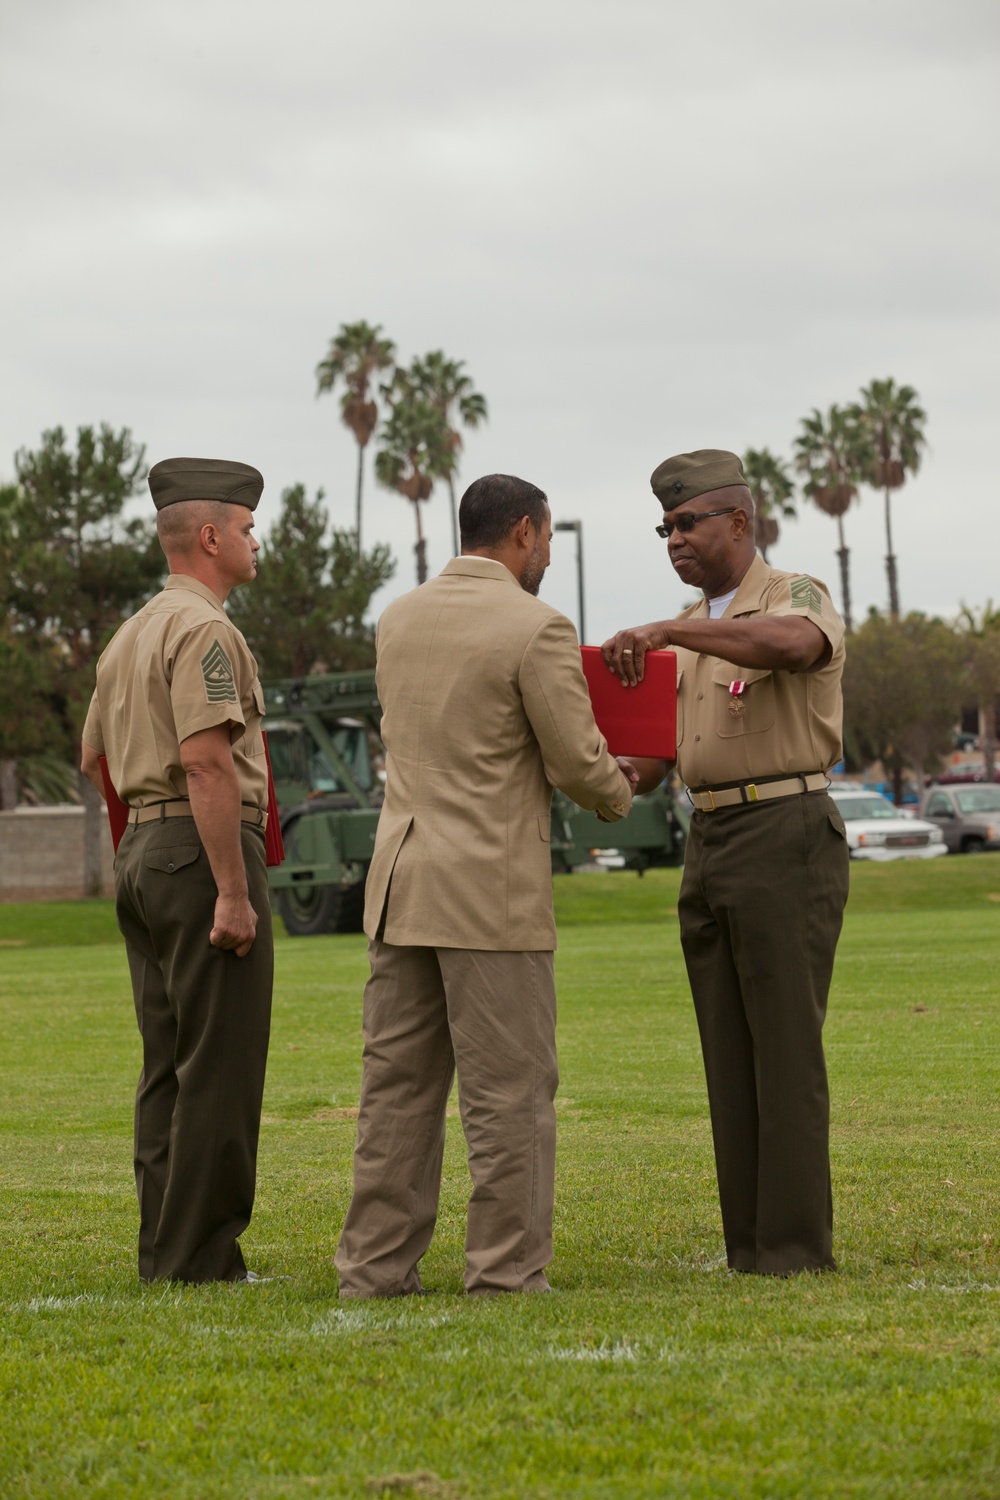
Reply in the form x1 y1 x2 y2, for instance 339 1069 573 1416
604 615 829 683
663 617 821 671
177 716 256 956
80 741 105 798
185 761 248 898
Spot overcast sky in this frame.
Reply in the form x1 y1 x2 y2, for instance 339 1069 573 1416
2 0 997 643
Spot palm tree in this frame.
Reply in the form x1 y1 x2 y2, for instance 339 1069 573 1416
374 396 455 585
389 352 488 556
793 406 870 632
741 448 796 562
857 378 926 620
315 321 396 552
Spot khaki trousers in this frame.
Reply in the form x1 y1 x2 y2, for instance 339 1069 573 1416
335 942 558 1296
678 791 849 1275
114 817 273 1283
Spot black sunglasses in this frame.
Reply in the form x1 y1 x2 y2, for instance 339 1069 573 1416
655 508 736 539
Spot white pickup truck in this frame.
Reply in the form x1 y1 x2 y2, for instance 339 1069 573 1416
827 786 946 861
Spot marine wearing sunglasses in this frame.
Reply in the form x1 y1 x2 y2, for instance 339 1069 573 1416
655 508 736 539
600 447 848 1281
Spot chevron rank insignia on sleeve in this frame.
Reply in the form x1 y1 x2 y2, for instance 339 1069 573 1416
789 576 823 615
201 639 238 703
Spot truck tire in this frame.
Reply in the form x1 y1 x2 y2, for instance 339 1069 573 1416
278 880 366 936
961 836 986 855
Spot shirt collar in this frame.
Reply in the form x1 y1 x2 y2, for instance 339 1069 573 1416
727 552 772 613
681 552 772 620
164 573 229 615
440 556 521 587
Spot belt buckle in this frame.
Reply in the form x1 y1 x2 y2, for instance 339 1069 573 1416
746 783 759 802
704 789 716 811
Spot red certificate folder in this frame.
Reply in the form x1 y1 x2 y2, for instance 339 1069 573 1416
99 742 285 868
580 646 677 759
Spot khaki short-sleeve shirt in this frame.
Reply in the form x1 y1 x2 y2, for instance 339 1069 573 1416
674 553 846 789
83 574 267 808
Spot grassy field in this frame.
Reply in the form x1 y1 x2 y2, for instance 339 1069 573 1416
1 857 999 1499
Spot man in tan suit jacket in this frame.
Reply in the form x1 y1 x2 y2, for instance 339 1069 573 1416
335 474 636 1297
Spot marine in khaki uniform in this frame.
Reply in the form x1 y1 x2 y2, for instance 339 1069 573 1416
336 474 636 1298
81 457 273 1283
604 450 850 1275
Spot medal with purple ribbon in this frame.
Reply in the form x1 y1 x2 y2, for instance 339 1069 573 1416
728 680 746 718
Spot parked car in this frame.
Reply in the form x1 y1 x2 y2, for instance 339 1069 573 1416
827 787 947 861
929 767 1000 785
920 783 1000 854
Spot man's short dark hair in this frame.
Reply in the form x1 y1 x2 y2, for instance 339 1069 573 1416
459 474 549 551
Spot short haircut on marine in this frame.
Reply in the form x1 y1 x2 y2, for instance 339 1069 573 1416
155 499 236 557
459 474 549 551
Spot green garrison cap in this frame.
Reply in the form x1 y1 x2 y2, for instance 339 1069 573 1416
148 457 263 511
650 449 750 511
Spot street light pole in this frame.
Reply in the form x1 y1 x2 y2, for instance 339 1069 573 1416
554 519 585 645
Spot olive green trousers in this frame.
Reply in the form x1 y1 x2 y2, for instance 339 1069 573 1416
678 791 849 1274
335 941 557 1297
114 817 273 1282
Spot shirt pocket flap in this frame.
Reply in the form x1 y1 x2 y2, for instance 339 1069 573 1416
145 844 201 874
538 814 551 842
709 662 776 736
709 662 773 687
252 683 266 716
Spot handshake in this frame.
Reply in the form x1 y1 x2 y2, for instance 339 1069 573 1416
603 753 672 815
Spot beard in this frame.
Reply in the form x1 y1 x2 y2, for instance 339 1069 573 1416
520 543 548 597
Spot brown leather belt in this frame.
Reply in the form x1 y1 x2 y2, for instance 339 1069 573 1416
128 799 267 830
688 772 829 812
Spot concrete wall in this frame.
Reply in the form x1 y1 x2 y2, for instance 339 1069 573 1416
0 806 115 902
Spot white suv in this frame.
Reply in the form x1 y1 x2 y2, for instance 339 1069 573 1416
828 786 947 861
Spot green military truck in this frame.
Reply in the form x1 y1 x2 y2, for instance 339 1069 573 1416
263 669 686 936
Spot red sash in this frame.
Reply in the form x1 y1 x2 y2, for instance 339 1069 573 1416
262 732 285 868
98 756 130 852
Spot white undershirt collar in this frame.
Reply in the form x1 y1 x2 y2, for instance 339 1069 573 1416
707 587 738 620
